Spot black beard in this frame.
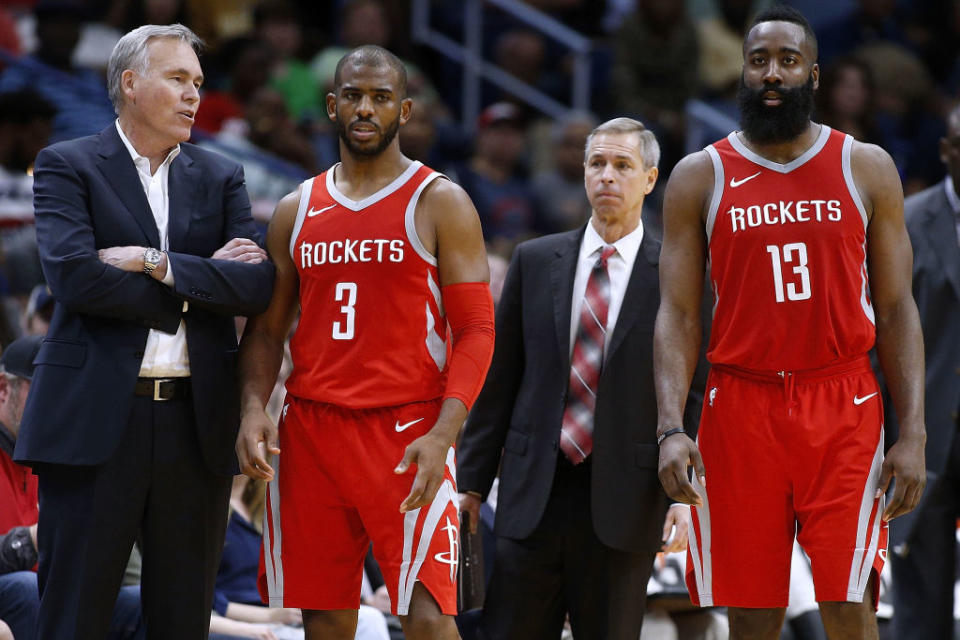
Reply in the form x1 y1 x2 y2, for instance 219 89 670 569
337 115 400 157
737 74 815 144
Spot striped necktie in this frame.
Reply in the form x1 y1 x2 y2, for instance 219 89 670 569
560 245 616 464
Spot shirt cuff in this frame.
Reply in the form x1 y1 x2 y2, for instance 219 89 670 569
161 253 175 286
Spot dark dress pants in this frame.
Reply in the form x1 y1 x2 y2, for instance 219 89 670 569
891 424 960 640
35 390 232 640
481 458 656 640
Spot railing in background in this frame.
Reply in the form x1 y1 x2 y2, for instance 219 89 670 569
685 99 740 154
411 0 592 133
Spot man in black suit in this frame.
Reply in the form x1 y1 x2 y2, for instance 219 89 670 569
13 24 274 639
458 117 703 639
887 104 960 639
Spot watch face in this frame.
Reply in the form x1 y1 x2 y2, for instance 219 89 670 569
145 248 162 266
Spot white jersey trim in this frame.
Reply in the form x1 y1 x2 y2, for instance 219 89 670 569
841 134 869 229
326 161 423 211
404 172 445 267
704 145 724 243
288 177 315 259
727 124 831 174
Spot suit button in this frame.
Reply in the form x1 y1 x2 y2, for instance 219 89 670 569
552 439 559 450
134 350 144 359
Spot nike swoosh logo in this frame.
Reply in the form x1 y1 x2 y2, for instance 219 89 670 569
307 204 337 217
853 392 878 406
729 171 762 188
395 417 424 432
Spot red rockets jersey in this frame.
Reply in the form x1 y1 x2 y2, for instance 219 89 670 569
703 125 875 371
285 161 450 408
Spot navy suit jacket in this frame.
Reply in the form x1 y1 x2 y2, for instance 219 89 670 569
458 227 706 554
15 125 274 475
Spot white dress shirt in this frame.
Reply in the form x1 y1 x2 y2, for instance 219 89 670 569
115 120 191 377
569 219 645 356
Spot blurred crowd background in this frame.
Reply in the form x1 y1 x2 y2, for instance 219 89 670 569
0 0 958 349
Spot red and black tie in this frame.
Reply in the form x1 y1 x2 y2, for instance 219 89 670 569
560 245 615 464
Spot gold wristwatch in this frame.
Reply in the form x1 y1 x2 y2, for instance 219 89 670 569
143 247 163 276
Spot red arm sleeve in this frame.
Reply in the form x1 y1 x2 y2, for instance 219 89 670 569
440 281 495 411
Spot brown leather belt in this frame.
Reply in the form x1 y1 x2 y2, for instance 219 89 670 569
134 377 191 401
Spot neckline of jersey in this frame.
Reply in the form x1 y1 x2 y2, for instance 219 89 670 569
326 160 423 211
727 124 832 174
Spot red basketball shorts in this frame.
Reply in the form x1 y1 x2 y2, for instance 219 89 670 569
258 395 459 616
686 355 887 608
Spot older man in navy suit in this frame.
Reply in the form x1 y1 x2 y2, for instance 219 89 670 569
14 24 274 639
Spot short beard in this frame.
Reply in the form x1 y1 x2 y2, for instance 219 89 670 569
337 114 400 157
737 73 815 145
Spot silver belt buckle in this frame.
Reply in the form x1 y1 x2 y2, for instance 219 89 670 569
153 378 167 402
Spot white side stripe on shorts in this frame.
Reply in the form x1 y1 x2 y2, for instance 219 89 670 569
396 448 457 615
264 453 285 606
688 471 714 607
846 429 885 601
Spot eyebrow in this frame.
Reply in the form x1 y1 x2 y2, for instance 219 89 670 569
341 85 394 94
748 46 804 58
168 67 203 84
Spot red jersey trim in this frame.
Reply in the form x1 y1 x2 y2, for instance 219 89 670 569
327 161 424 211
726 124 831 173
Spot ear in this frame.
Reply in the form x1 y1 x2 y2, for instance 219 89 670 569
121 69 137 104
644 166 659 195
811 63 820 91
940 136 949 166
325 92 337 122
399 97 413 126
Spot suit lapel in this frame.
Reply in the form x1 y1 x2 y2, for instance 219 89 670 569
550 229 583 372
168 150 199 251
606 232 659 363
96 126 161 248
921 186 960 301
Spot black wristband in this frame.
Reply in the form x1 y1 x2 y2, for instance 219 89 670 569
657 427 686 446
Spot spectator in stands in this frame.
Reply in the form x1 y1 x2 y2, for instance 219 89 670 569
311 0 440 105
199 86 311 223
0 89 55 301
886 103 960 640
194 36 275 135
0 336 145 640
691 0 773 98
815 56 885 146
611 0 699 172
815 0 911 66
446 102 541 256
253 0 319 123
208 474 390 640
22 284 52 336
531 111 596 233
0 0 114 142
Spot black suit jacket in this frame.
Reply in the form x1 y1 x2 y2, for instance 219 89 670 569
15 125 274 475
458 227 704 554
885 180 960 545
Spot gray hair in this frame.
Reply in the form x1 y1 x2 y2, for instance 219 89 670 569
106 24 204 114
584 117 660 169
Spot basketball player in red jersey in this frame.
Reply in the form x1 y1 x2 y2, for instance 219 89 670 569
235 46 494 640
654 6 925 639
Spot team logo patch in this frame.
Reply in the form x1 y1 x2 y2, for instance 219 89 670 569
434 515 459 582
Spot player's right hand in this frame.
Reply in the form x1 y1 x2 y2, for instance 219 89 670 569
458 492 482 534
658 433 705 507
237 410 280 480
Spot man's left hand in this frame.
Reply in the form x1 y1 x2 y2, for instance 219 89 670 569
395 431 452 513
661 504 690 553
877 432 926 521
98 245 146 272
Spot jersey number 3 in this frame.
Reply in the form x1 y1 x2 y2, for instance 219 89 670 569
766 242 811 303
333 282 357 340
